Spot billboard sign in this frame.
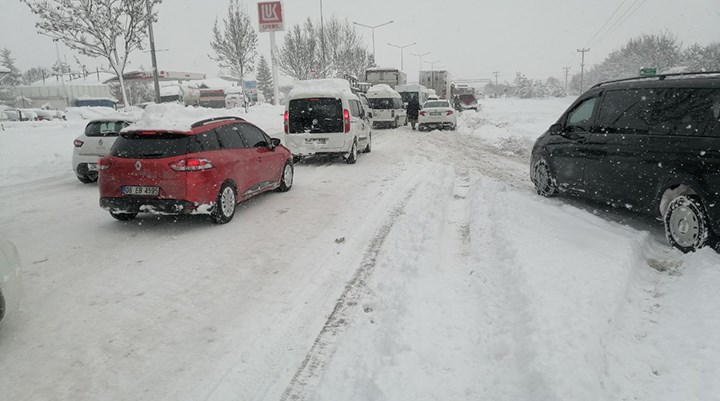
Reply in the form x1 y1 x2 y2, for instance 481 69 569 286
258 2 284 32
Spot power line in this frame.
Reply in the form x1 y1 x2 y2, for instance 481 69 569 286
585 0 629 46
591 0 647 47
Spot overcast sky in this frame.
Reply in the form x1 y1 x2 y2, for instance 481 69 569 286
2 0 719 85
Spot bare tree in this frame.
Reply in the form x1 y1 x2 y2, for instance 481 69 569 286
278 17 371 81
210 0 257 112
23 0 161 107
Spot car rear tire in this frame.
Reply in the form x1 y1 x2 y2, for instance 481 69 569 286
0 289 5 323
363 134 372 153
664 195 711 253
110 211 138 221
532 158 558 197
211 182 237 224
276 161 294 192
346 141 358 164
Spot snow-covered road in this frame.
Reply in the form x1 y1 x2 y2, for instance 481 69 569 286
1 99 719 401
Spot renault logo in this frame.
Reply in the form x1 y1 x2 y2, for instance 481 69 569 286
98 139 103 146
135 161 142 171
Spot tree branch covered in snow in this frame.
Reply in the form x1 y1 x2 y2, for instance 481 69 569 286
23 0 161 107
278 17 372 81
210 0 257 111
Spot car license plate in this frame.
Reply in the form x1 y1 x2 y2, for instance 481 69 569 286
87 163 99 171
306 138 327 144
430 112 442 116
122 186 159 196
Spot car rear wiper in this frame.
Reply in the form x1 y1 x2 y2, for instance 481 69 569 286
140 152 166 158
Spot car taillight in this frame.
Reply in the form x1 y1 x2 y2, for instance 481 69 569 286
73 139 84 147
419 111 426 116
98 157 111 170
283 111 289 134
447 110 454 115
170 158 213 171
343 109 351 133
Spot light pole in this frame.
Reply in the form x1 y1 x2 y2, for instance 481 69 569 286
411 52 430 72
388 42 416 71
145 0 161 103
353 20 394 63
53 39 69 107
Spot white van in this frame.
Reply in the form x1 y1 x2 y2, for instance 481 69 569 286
366 84 406 129
284 79 371 164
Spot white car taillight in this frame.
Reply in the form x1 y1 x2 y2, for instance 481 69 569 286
73 139 84 147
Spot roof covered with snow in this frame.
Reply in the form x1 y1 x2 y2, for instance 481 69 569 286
366 84 401 98
287 79 357 100
0 66 10 74
122 103 244 133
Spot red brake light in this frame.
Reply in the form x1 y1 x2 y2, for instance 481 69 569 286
74 139 84 147
343 109 351 133
419 111 426 116
447 110 454 115
98 157 111 170
170 158 213 171
283 111 289 134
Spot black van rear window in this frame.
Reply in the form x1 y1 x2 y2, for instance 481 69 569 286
111 133 190 159
289 98 342 133
85 121 129 137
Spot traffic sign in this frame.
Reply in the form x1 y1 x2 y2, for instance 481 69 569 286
258 2 284 32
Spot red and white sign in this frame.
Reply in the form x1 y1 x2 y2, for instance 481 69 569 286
258 1 284 32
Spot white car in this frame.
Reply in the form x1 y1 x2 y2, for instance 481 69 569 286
72 117 135 183
0 240 22 325
418 99 458 131
284 78 371 164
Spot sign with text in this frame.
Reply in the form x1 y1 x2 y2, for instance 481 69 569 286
258 2 284 32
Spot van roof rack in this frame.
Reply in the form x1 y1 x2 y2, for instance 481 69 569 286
592 71 720 89
191 116 245 128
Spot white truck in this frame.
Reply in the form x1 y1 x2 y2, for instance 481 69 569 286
419 70 451 99
365 68 407 89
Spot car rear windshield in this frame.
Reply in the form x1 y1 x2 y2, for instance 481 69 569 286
110 133 190 159
368 98 398 109
289 98 343 133
425 101 449 108
459 95 476 101
85 121 129 137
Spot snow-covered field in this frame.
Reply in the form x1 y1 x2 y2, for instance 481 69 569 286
1 98 719 401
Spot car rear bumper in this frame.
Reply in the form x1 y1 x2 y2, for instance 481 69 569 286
72 153 103 174
286 133 350 156
100 198 213 215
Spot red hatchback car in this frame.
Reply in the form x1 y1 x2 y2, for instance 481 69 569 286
98 117 293 224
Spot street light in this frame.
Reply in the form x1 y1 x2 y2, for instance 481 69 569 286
387 42 416 71
411 52 430 71
353 20 394 62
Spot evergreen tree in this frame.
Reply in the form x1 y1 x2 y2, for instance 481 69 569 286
0 48 22 86
256 55 273 103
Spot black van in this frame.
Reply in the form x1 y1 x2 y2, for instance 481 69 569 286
530 72 720 252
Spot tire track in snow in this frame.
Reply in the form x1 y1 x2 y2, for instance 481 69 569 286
279 181 422 401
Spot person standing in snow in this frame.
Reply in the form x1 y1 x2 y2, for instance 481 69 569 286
407 95 421 131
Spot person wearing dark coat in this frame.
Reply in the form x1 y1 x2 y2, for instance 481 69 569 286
406 95 421 131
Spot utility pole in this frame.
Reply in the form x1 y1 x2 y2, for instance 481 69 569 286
353 20 394 63
146 0 161 103
388 42 416 71
320 0 326 76
563 66 571 94
577 48 590 93
53 39 69 107
492 71 499 86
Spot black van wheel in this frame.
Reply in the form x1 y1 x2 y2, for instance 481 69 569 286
533 159 558 197
664 195 711 253
363 134 372 153
346 141 358 164
211 182 237 224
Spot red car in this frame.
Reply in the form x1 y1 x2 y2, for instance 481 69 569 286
98 117 293 224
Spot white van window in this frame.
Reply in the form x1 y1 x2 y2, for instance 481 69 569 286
288 98 343 134
368 98 397 109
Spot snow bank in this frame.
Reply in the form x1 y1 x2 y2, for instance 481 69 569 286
123 103 244 133
458 97 574 159
288 78 355 100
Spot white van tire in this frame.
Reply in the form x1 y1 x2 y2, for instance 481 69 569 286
346 140 358 164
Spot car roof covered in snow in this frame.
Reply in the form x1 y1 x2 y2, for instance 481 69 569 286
121 103 245 134
366 84 402 98
88 115 138 124
287 79 358 102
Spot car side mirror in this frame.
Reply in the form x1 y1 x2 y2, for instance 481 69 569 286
270 137 282 149
548 123 564 135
